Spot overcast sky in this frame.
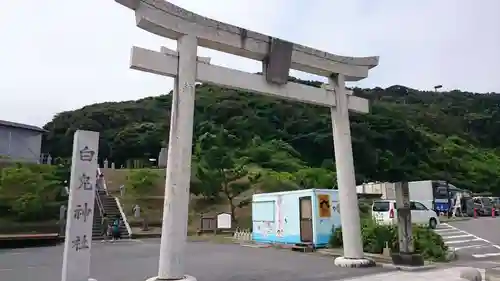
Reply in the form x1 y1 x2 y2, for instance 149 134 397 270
1 0 499 127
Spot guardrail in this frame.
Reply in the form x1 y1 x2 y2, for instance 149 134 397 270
96 167 132 238
95 188 105 217
114 197 132 238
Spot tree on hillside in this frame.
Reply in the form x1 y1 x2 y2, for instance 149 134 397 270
193 125 258 222
258 171 299 193
240 137 305 172
41 78 500 195
112 122 165 164
294 167 336 189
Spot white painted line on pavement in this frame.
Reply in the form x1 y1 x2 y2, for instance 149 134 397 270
441 223 500 250
0 268 13 272
445 238 483 244
472 252 500 258
453 244 490 250
440 231 468 236
435 228 460 233
442 234 475 239
435 225 453 229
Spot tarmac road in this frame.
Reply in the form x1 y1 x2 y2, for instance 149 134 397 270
448 218 500 247
436 218 500 261
0 239 390 281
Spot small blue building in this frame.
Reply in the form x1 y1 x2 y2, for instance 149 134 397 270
252 189 340 247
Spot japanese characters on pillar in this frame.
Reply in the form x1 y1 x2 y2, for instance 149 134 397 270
61 130 99 281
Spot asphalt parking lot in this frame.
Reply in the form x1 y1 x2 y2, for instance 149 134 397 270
436 218 500 262
0 239 390 281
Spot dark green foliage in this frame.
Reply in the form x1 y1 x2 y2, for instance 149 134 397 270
0 163 65 222
41 80 500 194
193 125 259 222
329 218 448 261
412 226 448 260
358 200 372 216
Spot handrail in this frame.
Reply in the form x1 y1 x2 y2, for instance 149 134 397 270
95 188 105 218
94 167 132 238
114 196 132 238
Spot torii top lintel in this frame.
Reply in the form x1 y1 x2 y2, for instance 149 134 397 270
116 0 379 81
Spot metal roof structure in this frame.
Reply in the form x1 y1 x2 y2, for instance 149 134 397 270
0 119 47 133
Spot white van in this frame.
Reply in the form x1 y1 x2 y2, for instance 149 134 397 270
371 199 439 229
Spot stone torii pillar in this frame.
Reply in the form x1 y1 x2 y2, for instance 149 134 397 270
158 34 197 281
115 0 379 276
328 75 367 266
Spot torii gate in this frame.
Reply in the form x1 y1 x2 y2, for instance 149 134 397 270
115 0 379 280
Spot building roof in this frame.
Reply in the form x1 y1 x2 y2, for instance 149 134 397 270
0 119 47 133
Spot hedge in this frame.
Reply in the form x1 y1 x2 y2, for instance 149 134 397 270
0 199 64 222
329 217 448 261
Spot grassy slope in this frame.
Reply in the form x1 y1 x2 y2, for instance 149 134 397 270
104 168 254 230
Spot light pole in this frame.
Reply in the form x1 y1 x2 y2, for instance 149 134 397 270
433 84 453 215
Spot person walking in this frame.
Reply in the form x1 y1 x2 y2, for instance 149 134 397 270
111 216 122 241
101 213 110 242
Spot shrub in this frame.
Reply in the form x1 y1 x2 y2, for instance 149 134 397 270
0 163 65 222
126 169 161 196
358 201 372 217
329 218 448 261
360 217 398 254
412 226 448 260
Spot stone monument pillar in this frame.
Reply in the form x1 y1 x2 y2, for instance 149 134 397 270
391 181 424 266
61 130 99 281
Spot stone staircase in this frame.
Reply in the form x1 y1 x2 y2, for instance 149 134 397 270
92 188 130 239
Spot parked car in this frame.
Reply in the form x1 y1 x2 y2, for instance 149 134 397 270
371 199 440 229
465 197 498 216
489 197 500 209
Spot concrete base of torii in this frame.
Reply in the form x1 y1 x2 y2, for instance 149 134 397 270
334 257 376 268
145 275 197 281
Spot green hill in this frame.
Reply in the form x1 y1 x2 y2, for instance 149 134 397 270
42 80 500 194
